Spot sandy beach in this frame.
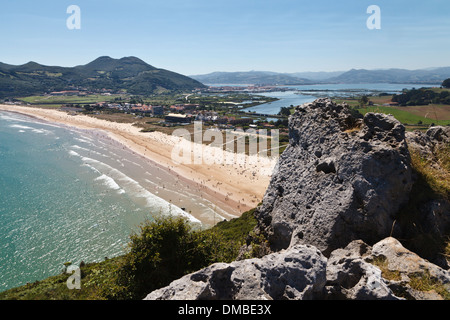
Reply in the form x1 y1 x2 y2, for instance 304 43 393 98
0 104 277 222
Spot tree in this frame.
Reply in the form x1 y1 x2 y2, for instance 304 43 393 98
442 78 450 89
278 106 292 117
358 95 369 108
111 215 236 299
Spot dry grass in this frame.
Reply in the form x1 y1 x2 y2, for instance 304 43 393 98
368 256 402 281
410 146 450 200
409 270 450 300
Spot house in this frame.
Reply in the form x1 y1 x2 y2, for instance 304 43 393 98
165 113 191 124
152 105 164 116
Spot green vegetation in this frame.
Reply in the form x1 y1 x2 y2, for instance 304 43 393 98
336 90 450 128
409 270 450 300
368 256 402 281
0 209 261 300
18 94 124 106
0 56 205 99
357 105 450 126
392 87 450 106
442 78 450 89
395 144 450 265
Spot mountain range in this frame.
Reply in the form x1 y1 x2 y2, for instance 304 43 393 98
0 56 206 99
2 56 450 99
189 71 313 86
191 67 450 86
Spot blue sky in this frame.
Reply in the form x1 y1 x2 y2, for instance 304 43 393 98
1 0 449 75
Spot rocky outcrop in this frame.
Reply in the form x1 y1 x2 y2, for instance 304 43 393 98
256 98 413 255
144 98 449 300
406 126 450 165
326 237 450 300
145 237 450 300
145 244 327 300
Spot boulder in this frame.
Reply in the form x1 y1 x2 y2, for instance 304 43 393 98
144 244 327 300
326 237 450 300
256 98 413 255
325 240 401 300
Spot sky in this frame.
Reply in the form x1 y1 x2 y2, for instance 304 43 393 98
1 0 449 76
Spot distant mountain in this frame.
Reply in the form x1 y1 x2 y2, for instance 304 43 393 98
190 71 313 85
326 67 450 84
288 71 346 81
191 67 450 86
0 56 205 98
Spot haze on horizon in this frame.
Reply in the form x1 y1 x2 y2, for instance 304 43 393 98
1 0 449 76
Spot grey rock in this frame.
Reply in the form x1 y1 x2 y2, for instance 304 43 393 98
326 237 450 300
256 98 413 255
406 126 450 167
325 240 402 300
144 244 327 300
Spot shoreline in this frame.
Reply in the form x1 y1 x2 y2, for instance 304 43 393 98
0 104 276 223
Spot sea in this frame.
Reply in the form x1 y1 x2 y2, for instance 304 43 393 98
0 111 232 291
0 83 436 291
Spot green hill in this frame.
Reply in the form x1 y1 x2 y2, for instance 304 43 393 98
0 56 206 98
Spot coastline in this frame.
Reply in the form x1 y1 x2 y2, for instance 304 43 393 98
0 104 276 223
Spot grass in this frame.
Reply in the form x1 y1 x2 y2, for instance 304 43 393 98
409 270 450 300
357 105 450 127
0 258 122 300
410 146 450 200
395 144 450 265
17 94 124 106
336 95 450 128
370 256 450 300
368 256 402 282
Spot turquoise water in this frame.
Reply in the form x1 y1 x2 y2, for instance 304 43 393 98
242 83 434 115
0 111 230 291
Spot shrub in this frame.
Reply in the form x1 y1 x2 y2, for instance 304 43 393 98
109 215 241 300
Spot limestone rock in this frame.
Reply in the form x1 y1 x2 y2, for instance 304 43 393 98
144 244 327 300
406 126 450 162
256 98 413 255
325 240 401 300
326 237 450 300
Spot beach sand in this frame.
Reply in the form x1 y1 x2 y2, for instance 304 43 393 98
0 104 277 223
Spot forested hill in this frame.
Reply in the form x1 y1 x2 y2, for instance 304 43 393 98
0 56 206 98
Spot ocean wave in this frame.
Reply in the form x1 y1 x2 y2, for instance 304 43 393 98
79 155 201 224
94 174 122 191
68 150 81 157
9 124 53 135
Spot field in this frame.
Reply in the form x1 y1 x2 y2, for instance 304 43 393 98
336 94 450 129
17 94 123 108
357 105 450 126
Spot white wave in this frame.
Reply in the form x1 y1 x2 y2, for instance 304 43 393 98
68 150 81 157
80 163 101 175
81 155 201 224
71 144 104 157
9 124 34 130
95 174 122 191
74 137 94 145
9 124 53 135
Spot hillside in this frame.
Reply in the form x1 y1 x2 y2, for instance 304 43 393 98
0 56 206 98
326 67 450 84
190 71 313 85
191 67 450 86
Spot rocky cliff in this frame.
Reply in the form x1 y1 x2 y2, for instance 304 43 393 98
146 98 450 300
256 98 413 255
